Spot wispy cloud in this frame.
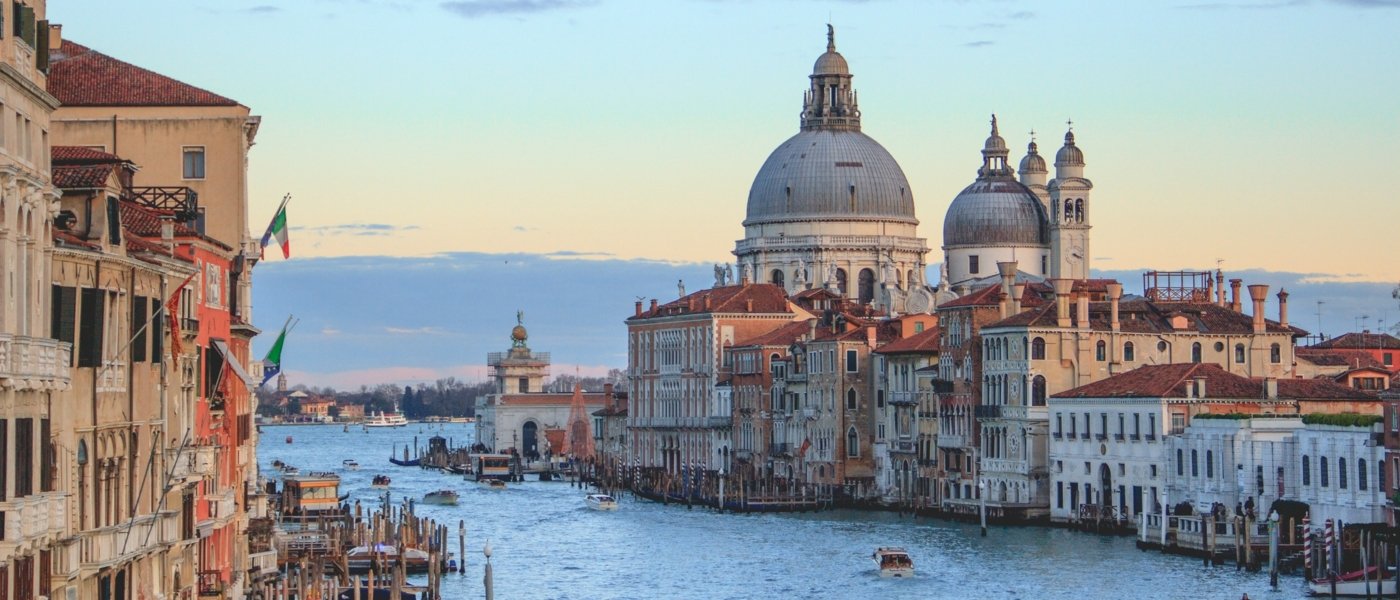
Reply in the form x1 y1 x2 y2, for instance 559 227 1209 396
321 327 343 336
242 5 281 13
1009 10 1035 19
384 326 449 335
963 40 995 47
293 223 421 237
1177 0 1305 9
440 0 597 18
1330 0 1400 6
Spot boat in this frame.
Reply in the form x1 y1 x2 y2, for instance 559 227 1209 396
1309 567 1396 596
872 547 914 578
371 475 391 489
365 411 409 428
346 544 431 573
423 490 460 505
388 444 421 467
285 435 293 444
343 459 360 471
271 459 285 469
485 479 508 490
279 464 300 476
585 494 618 511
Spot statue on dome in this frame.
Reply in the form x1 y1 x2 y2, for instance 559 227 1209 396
724 263 734 286
714 264 725 287
741 261 753 284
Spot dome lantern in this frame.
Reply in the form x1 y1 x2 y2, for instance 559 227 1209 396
802 25 860 132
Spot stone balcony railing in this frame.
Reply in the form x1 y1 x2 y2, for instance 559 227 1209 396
248 549 278 576
982 458 1030 475
0 492 67 544
98 359 127 393
705 416 731 428
937 434 967 449
79 510 181 570
890 439 918 454
734 234 928 254
206 489 238 524
0 334 72 389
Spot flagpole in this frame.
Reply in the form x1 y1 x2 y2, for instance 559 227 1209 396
100 270 198 368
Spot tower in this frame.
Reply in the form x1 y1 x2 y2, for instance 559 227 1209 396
1048 126 1092 280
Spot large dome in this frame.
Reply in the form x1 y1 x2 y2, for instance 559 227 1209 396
942 179 1048 247
744 129 917 226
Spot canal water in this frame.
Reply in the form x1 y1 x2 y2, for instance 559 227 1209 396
262 424 1307 599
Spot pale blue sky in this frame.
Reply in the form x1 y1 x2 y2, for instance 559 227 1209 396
46 0 1400 385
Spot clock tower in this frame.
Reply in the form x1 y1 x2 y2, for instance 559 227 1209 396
1048 126 1092 280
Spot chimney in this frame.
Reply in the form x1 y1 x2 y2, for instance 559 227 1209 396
635 300 643 317
1185 381 1195 399
1229 279 1243 312
604 383 615 409
745 298 754 312
866 325 877 348
1052 279 1074 328
1216 270 1226 307
1264 377 1278 400
1009 283 1025 315
1277 289 1290 329
49 24 62 51
1076 285 1090 331
650 299 659 313
997 261 1018 319
998 289 1011 320
1248 284 1269 334
1106 282 1123 332
1194 376 1207 399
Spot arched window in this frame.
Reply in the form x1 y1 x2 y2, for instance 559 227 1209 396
846 427 859 457
1074 199 1084 223
1270 343 1281 364
1031 337 1046 360
771 269 785 288
1339 457 1348 489
846 388 857 411
1176 449 1184 477
1096 340 1107 362
1302 455 1310 485
1157 341 1169 353
1191 450 1199 477
1191 343 1202 363
906 269 915 288
1063 199 1073 223
1206 450 1214 478
1359 459 1368 491
1235 344 1246 364
1031 376 1047 407
1321 456 1329 487
858 268 876 305
1124 342 1135 362
836 268 848 295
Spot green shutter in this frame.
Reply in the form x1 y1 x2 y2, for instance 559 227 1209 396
132 296 147 363
151 301 163 364
78 288 104 368
35 19 46 72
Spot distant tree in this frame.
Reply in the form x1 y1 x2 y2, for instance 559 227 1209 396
328 405 341 419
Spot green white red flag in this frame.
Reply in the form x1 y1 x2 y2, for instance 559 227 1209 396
260 194 290 259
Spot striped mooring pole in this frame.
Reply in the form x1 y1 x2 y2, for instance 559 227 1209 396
1324 518 1335 576
1302 513 1312 576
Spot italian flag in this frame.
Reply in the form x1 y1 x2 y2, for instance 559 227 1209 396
260 195 290 259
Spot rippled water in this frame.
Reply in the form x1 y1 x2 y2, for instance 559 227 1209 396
262 424 1308 599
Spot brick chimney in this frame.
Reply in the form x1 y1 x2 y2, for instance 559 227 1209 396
1106 282 1123 332
1264 377 1278 400
1053 279 1074 328
604 383 615 409
1277 289 1290 329
635 300 643 317
1248 284 1269 334
1229 279 1243 312
1216 270 1226 307
650 299 659 313
997 261 1018 319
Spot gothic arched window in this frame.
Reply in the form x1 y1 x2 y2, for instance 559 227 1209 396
1191 343 1202 364
1270 343 1282 364
846 388 857 411
1096 340 1107 362
1235 343 1246 364
836 268 848 295
846 427 859 458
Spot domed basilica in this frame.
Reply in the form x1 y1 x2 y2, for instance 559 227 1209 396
732 27 1095 312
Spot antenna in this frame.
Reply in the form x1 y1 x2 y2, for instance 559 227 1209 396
1316 300 1325 341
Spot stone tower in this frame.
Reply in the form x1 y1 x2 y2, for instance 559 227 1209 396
1048 127 1093 280
488 312 551 394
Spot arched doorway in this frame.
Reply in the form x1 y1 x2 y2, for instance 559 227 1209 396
1099 463 1113 510
522 421 539 458
1069 481 1079 514
835 268 848 296
858 268 875 304
771 269 785 289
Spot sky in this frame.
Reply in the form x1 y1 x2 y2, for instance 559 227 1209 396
48 0 1400 387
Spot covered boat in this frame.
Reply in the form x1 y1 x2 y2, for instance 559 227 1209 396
423 490 459 505
371 475 391 489
343 459 360 470
485 479 507 490
585 494 618 511
872 547 914 578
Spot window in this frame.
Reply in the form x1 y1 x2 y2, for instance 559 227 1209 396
1096 340 1106 361
1191 342 1202 363
771 269 784 288
106 195 121 244
1055 414 1063 437
846 427 859 457
1270 343 1281 364
1148 414 1156 439
15 418 32 497
1214 341 1225 353
1339 457 1347 489
78 287 106 368
1031 376 1046 407
1302 455 1311 486
1321 456 1329 487
132 297 148 362
1100 413 1108 439
1176 449 1184 476
1235 344 1245 364
1124 342 1135 362
969 255 980 275
914 322 924 334
876 390 884 409
1133 414 1141 438
1386 353 1394 367
183 146 206 179
845 388 856 411
1157 341 1168 352
1069 414 1076 438
1191 449 1199 477
1206 450 1214 478
845 349 857 373
0 419 6 501
1359 459 1368 491
1031 337 1045 360
1150 464 1158 478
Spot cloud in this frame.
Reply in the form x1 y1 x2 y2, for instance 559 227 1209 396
293 223 421 237
963 40 995 47
384 326 449 335
1176 0 1305 9
1330 0 1400 6
243 5 281 13
320 327 342 336
1009 10 1035 19
439 0 597 18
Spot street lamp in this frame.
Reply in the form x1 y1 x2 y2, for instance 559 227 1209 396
1268 510 1280 589
483 539 494 600
977 480 987 537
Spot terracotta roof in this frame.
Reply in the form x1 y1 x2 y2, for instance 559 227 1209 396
1297 349 1384 369
985 298 1300 335
592 406 628 417
938 282 1052 310
1308 332 1400 351
632 284 793 320
498 393 608 407
1053 363 1374 401
875 326 941 354
734 320 813 348
119 201 198 238
48 40 240 107
52 164 115 189
52 145 124 164
52 228 98 250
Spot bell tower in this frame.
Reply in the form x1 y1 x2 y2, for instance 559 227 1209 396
1048 124 1092 280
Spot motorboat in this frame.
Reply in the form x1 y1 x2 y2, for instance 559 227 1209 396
346 544 431 573
1309 567 1396 596
585 494 618 511
423 490 460 505
872 547 914 578
271 459 285 470
371 475 391 489
485 479 508 490
343 459 360 471
365 411 409 428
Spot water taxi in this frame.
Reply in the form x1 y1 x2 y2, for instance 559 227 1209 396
371 475 391 489
485 479 508 490
342 459 360 471
585 494 618 511
872 547 914 578
423 490 460 505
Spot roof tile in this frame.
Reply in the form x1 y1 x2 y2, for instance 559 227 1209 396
49 40 240 107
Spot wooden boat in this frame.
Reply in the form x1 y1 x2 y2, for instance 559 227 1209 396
343 459 361 471
371 475 391 489
423 489 459 505
1309 567 1396 596
271 459 285 469
485 479 507 490
585 494 618 511
872 547 914 578
346 544 431 573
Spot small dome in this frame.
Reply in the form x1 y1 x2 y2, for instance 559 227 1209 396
942 179 1049 248
1056 130 1085 166
813 51 849 75
1019 140 1046 174
511 325 528 342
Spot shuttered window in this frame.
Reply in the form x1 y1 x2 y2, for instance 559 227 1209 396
132 297 148 363
50 285 76 357
14 418 31 498
205 344 225 401
38 419 50 492
78 288 105 368
151 300 164 364
106 196 121 245
0 419 7 501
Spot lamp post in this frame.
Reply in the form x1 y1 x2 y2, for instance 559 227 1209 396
1268 510 1280 589
483 539 494 600
978 480 987 537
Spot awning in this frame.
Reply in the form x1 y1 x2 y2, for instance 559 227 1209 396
212 339 258 389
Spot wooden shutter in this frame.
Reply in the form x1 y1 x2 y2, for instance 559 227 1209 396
34 19 46 72
106 196 121 245
151 301 163 364
14 418 30 497
78 288 105 368
38 419 50 492
132 297 148 362
0 419 7 501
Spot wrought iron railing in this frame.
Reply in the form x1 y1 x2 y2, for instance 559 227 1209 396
127 186 199 221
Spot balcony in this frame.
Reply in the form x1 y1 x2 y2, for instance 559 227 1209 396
768 443 791 456
198 570 225 597
0 492 67 544
982 458 1029 474
706 416 731 428
1114 433 1125 441
126 186 199 221
79 510 180 569
0 335 72 389
248 550 278 577
1052 432 1063 440
1096 434 1108 441
937 434 967 449
890 439 917 454
974 405 1002 419
1080 432 1090 440
889 392 924 406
